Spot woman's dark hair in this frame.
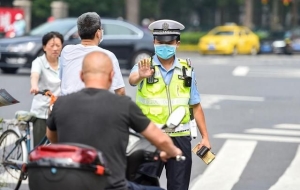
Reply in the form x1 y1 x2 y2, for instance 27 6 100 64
42 31 64 46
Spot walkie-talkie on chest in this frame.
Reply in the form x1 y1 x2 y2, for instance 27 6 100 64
182 66 192 87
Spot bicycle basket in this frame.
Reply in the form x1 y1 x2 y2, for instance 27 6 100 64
15 110 36 122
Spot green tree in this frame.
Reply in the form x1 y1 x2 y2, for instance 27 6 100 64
31 0 125 27
64 0 124 18
31 0 53 27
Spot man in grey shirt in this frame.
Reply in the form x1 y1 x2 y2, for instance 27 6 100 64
59 12 125 96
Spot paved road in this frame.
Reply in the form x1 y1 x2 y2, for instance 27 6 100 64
0 53 300 190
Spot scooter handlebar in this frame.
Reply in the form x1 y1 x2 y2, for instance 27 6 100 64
145 150 186 162
175 155 186 161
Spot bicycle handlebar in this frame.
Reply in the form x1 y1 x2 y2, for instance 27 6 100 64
35 89 52 97
35 90 57 105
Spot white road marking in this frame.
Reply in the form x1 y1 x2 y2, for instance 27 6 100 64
269 145 300 190
232 66 250 76
233 66 300 78
249 67 300 78
201 94 265 101
245 128 300 136
201 94 264 109
190 140 257 190
210 59 230 65
274 124 300 130
214 133 300 143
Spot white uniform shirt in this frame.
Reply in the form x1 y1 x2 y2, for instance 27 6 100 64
59 44 125 95
30 54 61 119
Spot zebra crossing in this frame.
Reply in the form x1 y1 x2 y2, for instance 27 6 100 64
190 123 300 190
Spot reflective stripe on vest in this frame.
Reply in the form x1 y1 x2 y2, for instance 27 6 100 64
136 96 189 106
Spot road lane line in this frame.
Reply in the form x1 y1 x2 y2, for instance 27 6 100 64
201 94 265 102
232 66 249 76
200 94 264 109
190 140 257 190
214 133 300 143
210 59 229 65
246 67 300 78
269 145 300 190
250 72 300 78
274 124 300 130
245 128 300 136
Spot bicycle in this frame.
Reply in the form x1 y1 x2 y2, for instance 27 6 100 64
0 89 57 190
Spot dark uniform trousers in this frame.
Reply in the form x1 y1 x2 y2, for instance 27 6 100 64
157 136 192 190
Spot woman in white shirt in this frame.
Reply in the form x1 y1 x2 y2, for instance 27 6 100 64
29 31 64 147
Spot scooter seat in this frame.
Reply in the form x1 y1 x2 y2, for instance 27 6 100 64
15 110 36 122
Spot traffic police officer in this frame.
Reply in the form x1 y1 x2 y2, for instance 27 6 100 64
128 19 211 190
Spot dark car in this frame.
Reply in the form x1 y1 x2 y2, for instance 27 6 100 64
259 31 292 54
0 18 154 74
271 31 293 55
289 27 300 53
259 30 300 55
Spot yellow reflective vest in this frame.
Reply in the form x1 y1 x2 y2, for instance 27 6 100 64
136 58 192 137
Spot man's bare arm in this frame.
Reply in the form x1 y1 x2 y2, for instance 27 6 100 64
114 87 126 95
46 128 58 143
141 122 182 158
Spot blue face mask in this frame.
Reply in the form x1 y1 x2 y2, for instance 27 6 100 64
154 44 177 60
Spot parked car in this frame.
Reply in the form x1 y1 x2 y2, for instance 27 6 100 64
261 28 300 55
198 23 260 55
287 27 300 54
259 31 287 54
263 31 293 55
0 17 154 74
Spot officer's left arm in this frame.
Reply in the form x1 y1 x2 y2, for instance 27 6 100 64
189 71 211 149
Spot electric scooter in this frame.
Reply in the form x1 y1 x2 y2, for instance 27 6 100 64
26 106 186 190
126 106 186 187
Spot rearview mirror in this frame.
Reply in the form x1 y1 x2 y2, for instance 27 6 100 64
162 106 186 129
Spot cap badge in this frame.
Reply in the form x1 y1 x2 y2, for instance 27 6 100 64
162 22 169 31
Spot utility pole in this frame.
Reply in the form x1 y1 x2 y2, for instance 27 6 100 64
244 0 253 28
125 0 140 25
271 0 280 30
291 0 299 27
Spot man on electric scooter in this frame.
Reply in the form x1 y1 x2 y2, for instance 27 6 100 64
46 51 182 190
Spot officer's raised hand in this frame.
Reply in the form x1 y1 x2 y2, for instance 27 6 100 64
138 58 154 78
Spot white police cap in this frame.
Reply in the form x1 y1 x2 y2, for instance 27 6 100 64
148 19 185 41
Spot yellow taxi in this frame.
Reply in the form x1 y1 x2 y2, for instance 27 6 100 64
198 23 260 55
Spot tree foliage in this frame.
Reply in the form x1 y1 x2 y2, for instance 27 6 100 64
30 0 298 30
